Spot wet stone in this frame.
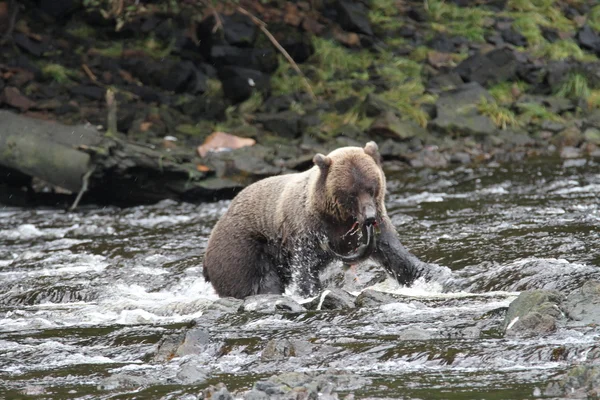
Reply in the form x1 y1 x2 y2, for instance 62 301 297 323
201 383 233 400
241 294 305 313
255 111 302 139
502 289 564 338
218 66 270 104
563 280 600 325
306 289 356 311
355 289 403 308
261 338 296 361
176 357 209 385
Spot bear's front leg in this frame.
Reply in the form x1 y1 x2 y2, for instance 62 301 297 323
372 216 428 286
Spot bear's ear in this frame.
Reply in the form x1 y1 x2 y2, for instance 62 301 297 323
313 153 332 171
364 141 381 164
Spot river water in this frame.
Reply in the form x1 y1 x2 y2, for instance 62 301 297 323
0 156 599 399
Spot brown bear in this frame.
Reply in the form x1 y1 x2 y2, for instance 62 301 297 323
202 141 429 299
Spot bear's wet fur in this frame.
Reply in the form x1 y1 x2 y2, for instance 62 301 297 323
203 141 425 299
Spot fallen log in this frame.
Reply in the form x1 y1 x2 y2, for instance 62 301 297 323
0 110 246 208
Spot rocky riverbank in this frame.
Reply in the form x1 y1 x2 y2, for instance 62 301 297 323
1 0 600 206
153 275 600 399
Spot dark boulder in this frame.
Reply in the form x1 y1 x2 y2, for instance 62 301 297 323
453 47 518 86
13 33 47 57
501 27 527 47
255 111 302 139
37 0 80 19
210 45 278 74
161 61 207 94
577 24 600 54
69 85 106 101
217 66 270 104
335 0 373 36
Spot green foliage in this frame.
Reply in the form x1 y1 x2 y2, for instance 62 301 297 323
41 64 75 84
425 0 493 42
534 40 588 61
512 15 545 45
507 0 574 32
515 102 563 124
556 73 591 100
489 81 529 104
312 38 372 81
590 5 600 32
477 97 519 130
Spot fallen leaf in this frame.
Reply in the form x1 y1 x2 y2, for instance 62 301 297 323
196 164 211 172
301 17 325 35
197 131 256 158
333 27 360 48
283 2 302 27
1 86 36 111
139 121 153 132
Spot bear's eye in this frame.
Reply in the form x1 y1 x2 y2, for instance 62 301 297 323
367 187 376 197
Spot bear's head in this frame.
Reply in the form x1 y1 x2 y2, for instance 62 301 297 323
312 141 386 227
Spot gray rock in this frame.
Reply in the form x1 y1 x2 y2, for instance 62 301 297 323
175 327 212 357
306 289 356 311
453 47 518 86
362 93 397 117
355 289 404 308
255 111 302 139
261 338 296 361
429 82 497 136
577 24 600 53
206 145 281 182
544 365 600 399
584 128 600 145
540 120 565 133
201 383 233 400
242 294 306 313
243 390 270 400
176 358 209 384
335 0 373 36
206 297 245 313
563 280 600 325
153 331 186 362
369 112 427 140
502 289 564 338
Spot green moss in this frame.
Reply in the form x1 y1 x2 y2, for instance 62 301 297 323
425 0 493 42
312 37 372 81
515 102 563 124
588 90 600 109
534 40 589 61
67 24 96 39
507 0 574 32
270 61 308 97
94 43 123 58
590 5 600 32
489 81 529 105
41 64 76 84
512 16 544 45
237 91 263 115
477 97 519 129
556 73 591 100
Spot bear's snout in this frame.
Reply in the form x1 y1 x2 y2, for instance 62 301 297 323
363 204 377 226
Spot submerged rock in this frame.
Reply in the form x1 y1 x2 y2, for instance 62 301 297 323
502 289 564 338
562 280 600 325
242 294 306 313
